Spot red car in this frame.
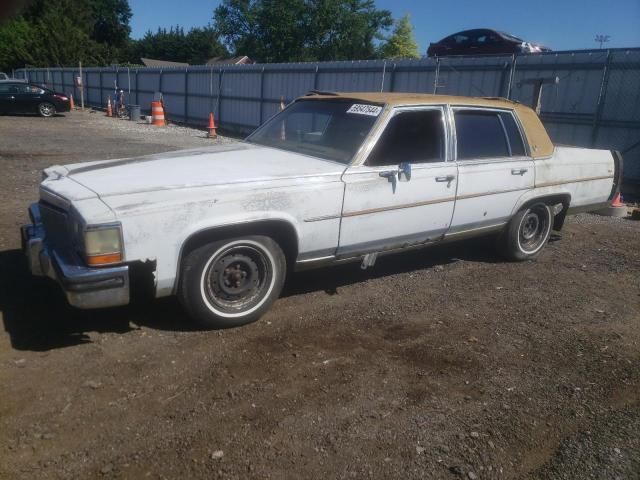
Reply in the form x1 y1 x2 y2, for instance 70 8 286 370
427 29 551 57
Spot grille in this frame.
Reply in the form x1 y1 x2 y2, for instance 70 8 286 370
39 201 72 250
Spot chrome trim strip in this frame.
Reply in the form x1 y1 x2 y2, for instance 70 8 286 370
342 196 456 217
456 186 530 201
303 214 341 223
446 221 508 237
536 175 613 188
296 255 335 264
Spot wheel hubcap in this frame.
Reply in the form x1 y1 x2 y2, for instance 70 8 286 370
40 105 52 115
218 254 258 295
518 205 550 254
522 214 539 240
202 244 272 314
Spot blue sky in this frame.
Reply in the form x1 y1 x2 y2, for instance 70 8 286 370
129 0 640 53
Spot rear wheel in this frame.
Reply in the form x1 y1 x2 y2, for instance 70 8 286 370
38 102 56 117
500 202 552 261
179 235 286 329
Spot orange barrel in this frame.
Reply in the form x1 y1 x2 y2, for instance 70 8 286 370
151 101 165 126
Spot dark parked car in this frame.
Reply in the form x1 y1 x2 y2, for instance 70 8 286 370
0 82 70 117
427 29 551 57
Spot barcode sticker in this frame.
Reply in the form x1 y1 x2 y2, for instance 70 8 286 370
347 104 383 116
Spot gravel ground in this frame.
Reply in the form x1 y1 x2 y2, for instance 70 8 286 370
0 111 639 480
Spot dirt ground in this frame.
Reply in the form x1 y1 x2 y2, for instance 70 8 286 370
0 111 639 480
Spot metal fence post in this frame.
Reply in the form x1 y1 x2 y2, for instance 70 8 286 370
433 57 440 94
184 67 189 123
134 69 139 107
258 67 265 125
216 68 223 124
313 65 319 90
506 55 517 99
389 63 397 92
99 69 104 106
591 49 612 147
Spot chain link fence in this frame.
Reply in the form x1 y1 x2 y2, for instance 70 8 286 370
17 48 640 183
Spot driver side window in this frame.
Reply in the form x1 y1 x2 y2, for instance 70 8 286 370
367 109 446 166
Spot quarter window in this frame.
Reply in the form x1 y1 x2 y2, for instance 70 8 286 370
455 110 525 160
499 112 526 156
367 110 446 166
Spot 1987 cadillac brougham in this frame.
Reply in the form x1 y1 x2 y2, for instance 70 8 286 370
22 92 623 328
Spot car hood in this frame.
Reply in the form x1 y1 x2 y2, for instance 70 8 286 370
47 143 346 198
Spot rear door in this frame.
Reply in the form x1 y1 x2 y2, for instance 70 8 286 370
448 107 534 235
338 106 457 256
14 84 45 113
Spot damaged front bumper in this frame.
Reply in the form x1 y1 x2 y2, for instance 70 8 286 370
21 203 130 309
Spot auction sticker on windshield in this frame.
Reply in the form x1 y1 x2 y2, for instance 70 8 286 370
347 104 383 116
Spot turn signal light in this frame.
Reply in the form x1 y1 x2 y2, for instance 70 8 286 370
86 252 123 266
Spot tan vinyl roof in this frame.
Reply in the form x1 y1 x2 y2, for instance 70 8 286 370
303 92 554 158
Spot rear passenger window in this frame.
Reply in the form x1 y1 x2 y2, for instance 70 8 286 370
455 110 509 159
499 112 526 156
367 110 445 166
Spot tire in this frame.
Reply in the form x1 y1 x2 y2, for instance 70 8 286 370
179 235 287 329
500 202 553 261
38 102 56 117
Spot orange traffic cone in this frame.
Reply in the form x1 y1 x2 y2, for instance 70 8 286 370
611 192 623 207
151 101 165 126
69 94 75 110
106 97 113 117
207 112 217 138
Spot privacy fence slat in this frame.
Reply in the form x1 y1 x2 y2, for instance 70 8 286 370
16 48 640 182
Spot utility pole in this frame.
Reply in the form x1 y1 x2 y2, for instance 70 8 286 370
595 34 610 49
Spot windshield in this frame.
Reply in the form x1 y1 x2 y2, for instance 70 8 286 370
498 31 524 42
247 99 382 164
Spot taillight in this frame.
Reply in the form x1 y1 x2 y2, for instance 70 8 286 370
54 94 69 101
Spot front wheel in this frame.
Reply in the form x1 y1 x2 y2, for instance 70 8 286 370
38 102 56 117
179 235 286 329
500 202 553 261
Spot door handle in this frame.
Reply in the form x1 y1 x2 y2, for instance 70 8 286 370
435 175 455 182
511 168 528 176
8 95 15 100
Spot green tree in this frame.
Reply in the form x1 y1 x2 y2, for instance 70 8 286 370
378 14 420 59
89 0 132 47
0 0 130 70
129 26 228 64
213 0 393 63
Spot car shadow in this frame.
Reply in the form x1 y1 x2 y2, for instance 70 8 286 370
282 235 505 297
0 235 510 352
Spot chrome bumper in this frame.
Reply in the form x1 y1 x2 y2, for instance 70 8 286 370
21 203 130 309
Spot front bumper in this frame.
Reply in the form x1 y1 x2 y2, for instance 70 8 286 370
21 203 130 309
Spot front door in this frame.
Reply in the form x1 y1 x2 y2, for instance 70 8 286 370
338 107 457 256
448 107 535 235
0 83 19 113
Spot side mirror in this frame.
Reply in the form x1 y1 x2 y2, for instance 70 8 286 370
398 162 412 182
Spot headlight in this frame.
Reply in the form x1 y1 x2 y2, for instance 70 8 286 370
84 225 123 266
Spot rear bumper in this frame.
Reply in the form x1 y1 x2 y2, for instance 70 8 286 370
21 203 129 309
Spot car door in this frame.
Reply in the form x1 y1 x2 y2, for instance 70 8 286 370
0 83 19 113
338 106 458 256
448 107 534 236
14 84 44 113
